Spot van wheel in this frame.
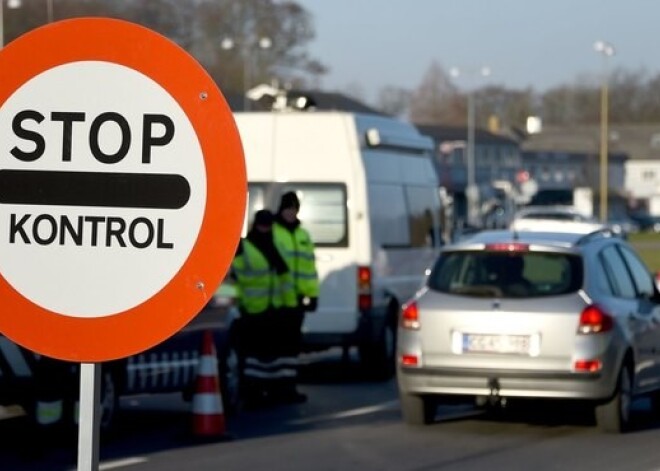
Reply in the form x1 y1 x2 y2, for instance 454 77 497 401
359 320 396 381
400 393 435 426
595 365 632 433
650 391 660 417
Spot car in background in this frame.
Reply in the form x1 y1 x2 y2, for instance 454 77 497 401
510 205 605 234
629 212 660 233
397 229 660 433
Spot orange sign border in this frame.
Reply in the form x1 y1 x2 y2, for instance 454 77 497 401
0 18 246 361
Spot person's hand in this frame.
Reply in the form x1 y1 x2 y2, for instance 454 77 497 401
306 297 318 312
300 296 318 312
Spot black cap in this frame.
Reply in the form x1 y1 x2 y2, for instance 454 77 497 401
279 191 300 210
253 209 274 226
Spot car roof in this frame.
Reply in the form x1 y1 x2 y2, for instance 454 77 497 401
446 229 614 251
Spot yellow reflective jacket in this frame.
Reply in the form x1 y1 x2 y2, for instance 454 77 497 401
273 222 320 298
231 239 296 314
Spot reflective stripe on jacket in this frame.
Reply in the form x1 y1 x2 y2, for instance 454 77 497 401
273 223 320 298
232 239 296 314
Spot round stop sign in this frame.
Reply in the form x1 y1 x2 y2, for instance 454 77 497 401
0 18 246 361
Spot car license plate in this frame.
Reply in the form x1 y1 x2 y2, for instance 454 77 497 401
463 334 530 355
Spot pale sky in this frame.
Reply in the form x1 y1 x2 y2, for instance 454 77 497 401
295 0 659 103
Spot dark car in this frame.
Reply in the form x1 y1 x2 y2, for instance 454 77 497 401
629 212 660 233
0 284 242 432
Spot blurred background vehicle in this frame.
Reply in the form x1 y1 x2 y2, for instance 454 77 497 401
606 213 640 238
629 212 660 233
509 205 606 234
0 284 241 433
397 229 660 433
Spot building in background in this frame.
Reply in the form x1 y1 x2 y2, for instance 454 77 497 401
521 124 645 217
416 124 523 229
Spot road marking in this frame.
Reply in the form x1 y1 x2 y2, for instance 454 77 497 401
69 457 148 471
289 400 399 425
0 404 25 420
436 408 484 422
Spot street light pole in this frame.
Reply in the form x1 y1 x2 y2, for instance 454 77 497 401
467 89 476 218
594 40 615 223
450 66 491 228
1 0 4 49
1 0 22 48
221 36 272 111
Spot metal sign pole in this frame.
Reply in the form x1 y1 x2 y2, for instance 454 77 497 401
77 363 101 471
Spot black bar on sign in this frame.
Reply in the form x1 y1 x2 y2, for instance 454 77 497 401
0 170 191 209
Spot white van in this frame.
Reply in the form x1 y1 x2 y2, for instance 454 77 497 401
233 111 443 378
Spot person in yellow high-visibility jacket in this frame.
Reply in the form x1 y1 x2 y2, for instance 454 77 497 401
272 191 320 404
231 209 296 407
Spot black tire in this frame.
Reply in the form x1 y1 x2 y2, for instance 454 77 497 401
360 302 398 381
400 393 435 426
359 319 396 381
595 365 633 433
649 391 660 417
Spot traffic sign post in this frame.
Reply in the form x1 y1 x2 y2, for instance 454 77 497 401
0 18 246 470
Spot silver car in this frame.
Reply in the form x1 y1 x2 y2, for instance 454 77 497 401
397 229 660 432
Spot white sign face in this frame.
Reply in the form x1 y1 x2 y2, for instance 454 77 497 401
0 61 206 318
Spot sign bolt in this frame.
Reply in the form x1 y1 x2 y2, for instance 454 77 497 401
199 92 208 101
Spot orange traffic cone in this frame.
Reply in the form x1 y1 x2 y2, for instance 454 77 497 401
192 330 230 440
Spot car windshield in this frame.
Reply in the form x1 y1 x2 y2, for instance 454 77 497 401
428 250 583 298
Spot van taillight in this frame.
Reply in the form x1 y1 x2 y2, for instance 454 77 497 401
401 301 420 330
577 305 613 334
358 266 372 311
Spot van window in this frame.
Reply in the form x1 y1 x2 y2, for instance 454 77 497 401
246 184 267 228
368 184 409 247
405 185 442 247
280 184 348 247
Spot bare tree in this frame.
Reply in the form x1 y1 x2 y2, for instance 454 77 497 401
6 0 325 95
474 86 535 130
376 86 411 118
409 62 463 125
640 73 660 122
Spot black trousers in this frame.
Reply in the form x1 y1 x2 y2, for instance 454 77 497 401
238 308 304 396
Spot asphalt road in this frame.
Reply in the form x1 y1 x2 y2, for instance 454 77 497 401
4 350 660 471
